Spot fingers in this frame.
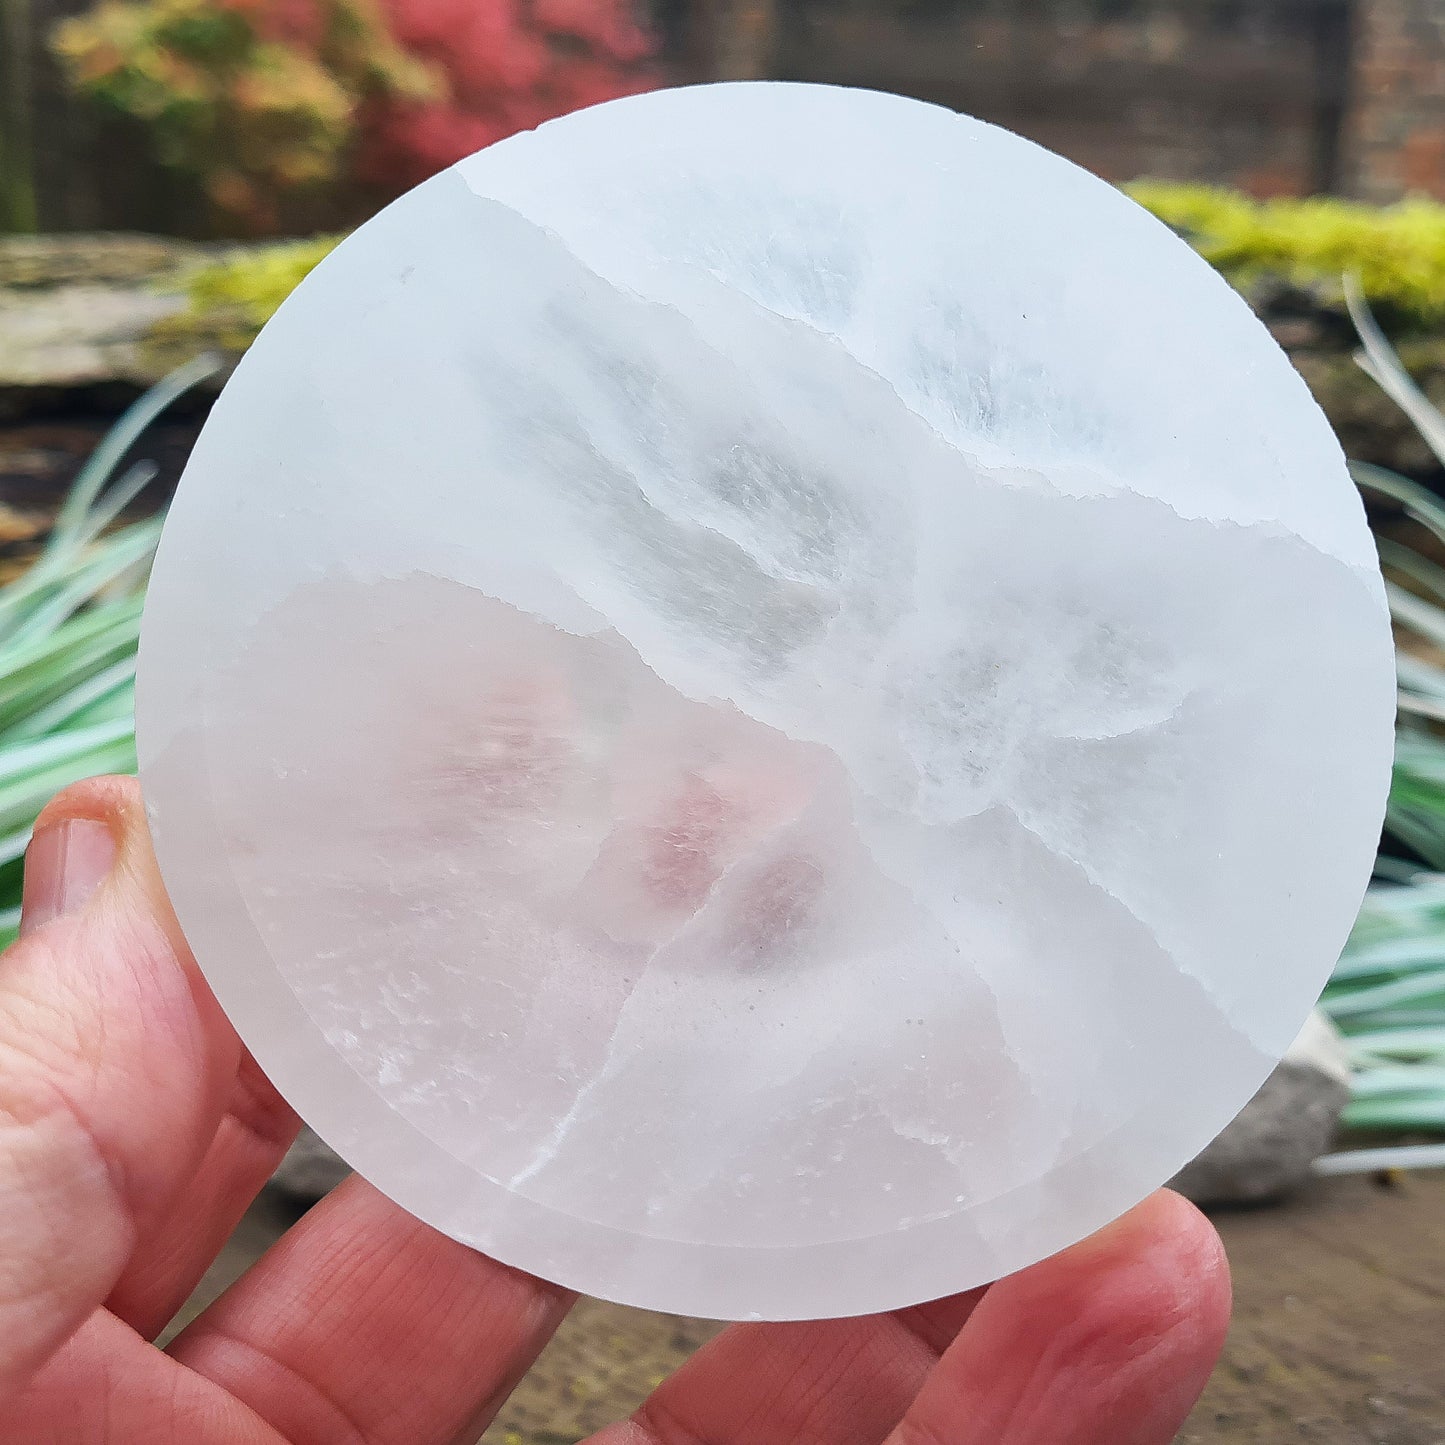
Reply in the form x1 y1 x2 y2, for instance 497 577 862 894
887 1190 1231 1445
4 1308 283 1445
587 1288 987 1445
106 1045 300 1339
169 1175 575 1445
591 1192 1224 1445
0 776 244 1398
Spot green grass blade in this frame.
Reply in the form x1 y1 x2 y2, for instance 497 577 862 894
1386 581 1445 649
0 657 138 742
1348 1025 1445 1061
1325 968 1445 1017
1315 1144 1445 1176
1347 278 1445 469
3 520 160 652
0 599 145 734
45 353 217 555
1378 537 1445 608
1342 1096 1445 1130
0 718 135 785
1354 460 1445 547
0 825 33 869
1349 1065 1445 1097
0 736 137 839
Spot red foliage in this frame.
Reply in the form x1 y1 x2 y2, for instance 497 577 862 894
358 0 656 188
221 0 330 52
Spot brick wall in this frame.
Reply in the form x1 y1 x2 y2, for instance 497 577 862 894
667 0 1445 201
782 0 1356 194
667 0 1357 195
1347 0 1445 200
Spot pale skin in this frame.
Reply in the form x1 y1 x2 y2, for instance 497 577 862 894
0 776 1232 1444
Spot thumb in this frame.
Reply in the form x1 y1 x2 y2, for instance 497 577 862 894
0 776 241 1400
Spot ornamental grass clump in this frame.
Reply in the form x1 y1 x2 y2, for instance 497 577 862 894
1316 282 1445 1172
0 356 217 949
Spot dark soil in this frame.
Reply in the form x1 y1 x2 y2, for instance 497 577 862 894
1181 1171 1445 1444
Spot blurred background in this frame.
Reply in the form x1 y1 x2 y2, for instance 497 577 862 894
4 3 1445 1443
2 0 1441 236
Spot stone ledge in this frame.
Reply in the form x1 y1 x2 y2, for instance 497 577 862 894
0 234 227 417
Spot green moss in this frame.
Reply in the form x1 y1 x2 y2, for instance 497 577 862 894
149 235 340 354
1128 181 1445 321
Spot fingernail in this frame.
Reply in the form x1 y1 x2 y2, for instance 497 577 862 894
21 818 117 937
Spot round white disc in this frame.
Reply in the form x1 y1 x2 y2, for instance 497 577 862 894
137 81 1395 1320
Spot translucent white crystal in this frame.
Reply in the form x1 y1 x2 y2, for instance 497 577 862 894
136 81 1396 1320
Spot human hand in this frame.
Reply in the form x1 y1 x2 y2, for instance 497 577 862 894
0 776 1231 1444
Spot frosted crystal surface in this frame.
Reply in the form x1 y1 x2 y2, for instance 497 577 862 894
136 81 1397 1320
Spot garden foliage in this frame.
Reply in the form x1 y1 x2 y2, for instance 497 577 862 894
360 0 654 189
1131 182 1445 323
152 234 339 352
0 356 217 947
1316 285 1445 1147
54 0 433 230
53 0 654 232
